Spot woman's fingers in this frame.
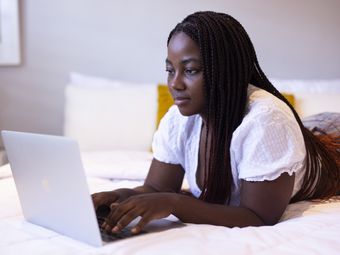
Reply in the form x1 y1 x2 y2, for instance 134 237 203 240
109 210 151 235
110 202 119 210
91 192 102 210
104 201 135 231
131 215 150 234
111 209 142 233
102 193 174 233
92 191 118 210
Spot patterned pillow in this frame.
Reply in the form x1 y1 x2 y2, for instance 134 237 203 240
302 112 340 135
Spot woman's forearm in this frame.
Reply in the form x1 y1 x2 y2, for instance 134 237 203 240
171 193 265 227
133 184 159 194
123 188 265 227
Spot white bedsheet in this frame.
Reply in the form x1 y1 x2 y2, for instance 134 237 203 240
0 153 340 255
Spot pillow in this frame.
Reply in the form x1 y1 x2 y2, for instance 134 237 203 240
64 81 158 151
270 79 340 117
292 93 340 118
302 112 340 135
281 93 295 108
270 79 340 93
156 84 174 128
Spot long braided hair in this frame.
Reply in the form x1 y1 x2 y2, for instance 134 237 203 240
167 11 340 204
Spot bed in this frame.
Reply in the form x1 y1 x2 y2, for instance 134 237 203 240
0 73 339 254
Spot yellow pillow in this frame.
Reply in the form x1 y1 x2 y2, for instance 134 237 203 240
156 84 295 128
281 93 295 108
156 84 174 128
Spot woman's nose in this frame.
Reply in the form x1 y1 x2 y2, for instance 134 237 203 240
170 73 185 90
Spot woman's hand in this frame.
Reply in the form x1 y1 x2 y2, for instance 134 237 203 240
102 192 178 234
91 188 138 212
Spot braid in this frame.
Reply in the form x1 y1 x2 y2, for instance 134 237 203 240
168 11 340 204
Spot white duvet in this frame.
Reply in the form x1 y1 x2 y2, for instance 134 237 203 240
0 151 340 255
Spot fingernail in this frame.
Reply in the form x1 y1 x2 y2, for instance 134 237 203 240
112 226 119 232
110 203 119 209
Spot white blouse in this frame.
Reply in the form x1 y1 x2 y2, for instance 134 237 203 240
152 85 306 205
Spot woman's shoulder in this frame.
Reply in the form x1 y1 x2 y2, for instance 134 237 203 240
245 84 295 120
233 84 301 140
231 85 306 186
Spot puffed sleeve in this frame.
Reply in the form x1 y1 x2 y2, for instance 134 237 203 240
231 108 306 182
152 106 183 165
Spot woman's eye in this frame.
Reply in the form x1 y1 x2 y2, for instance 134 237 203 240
166 68 175 75
185 69 198 75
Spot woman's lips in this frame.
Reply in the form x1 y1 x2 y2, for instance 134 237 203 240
174 97 190 106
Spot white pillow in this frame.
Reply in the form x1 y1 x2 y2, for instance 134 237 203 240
64 80 158 151
293 92 340 118
270 79 340 93
270 79 340 117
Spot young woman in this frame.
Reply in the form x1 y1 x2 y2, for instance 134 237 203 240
92 11 340 234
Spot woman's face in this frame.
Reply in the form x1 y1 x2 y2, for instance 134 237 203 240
166 32 206 117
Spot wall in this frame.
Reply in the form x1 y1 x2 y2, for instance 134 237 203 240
0 0 339 147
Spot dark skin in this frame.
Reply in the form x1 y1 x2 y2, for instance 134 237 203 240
92 32 295 234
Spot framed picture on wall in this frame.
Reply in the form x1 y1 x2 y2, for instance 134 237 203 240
0 0 20 65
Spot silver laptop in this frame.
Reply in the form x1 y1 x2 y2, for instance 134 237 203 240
1 130 183 247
